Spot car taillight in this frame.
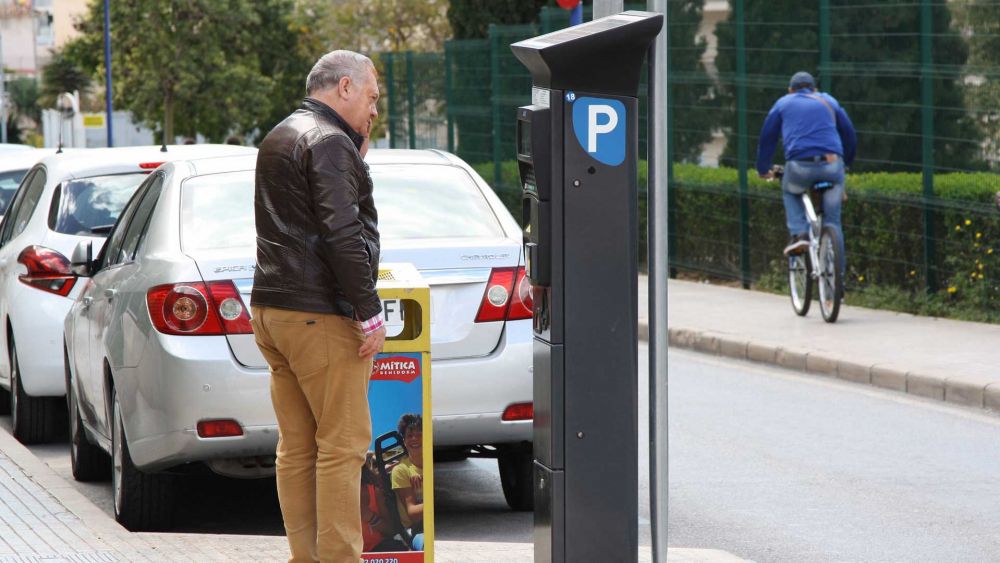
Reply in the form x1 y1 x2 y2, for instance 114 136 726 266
17 246 77 297
474 266 533 323
508 267 533 321
197 419 243 438
502 402 534 421
146 280 252 336
205 280 253 335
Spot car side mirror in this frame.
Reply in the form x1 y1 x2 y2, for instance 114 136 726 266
70 240 94 277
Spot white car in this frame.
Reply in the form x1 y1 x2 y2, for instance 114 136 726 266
0 149 60 220
0 144 256 444
64 149 533 530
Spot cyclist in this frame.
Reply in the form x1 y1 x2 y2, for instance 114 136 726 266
756 71 856 277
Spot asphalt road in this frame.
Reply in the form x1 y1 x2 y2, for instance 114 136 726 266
6 346 1000 561
668 350 1000 562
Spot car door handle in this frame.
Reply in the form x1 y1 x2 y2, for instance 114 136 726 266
82 296 93 308
103 288 117 300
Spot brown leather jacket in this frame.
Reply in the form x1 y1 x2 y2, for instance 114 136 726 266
251 98 381 321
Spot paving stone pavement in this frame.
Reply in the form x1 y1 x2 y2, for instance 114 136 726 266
0 425 749 562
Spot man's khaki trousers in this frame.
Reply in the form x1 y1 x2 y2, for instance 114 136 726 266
252 306 373 563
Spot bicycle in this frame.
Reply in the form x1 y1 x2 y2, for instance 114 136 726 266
771 164 843 323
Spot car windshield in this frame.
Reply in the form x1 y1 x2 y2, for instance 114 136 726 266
372 164 504 240
0 169 28 215
180 163 505 252
52 173 146 235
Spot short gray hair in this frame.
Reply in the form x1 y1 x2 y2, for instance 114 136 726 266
306 50 375 96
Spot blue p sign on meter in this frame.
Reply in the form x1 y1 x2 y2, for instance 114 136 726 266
570 95 626 166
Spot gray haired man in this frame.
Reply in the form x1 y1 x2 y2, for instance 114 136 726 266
251 50 385 562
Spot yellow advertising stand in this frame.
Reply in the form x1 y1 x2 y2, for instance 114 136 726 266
363 263 433 563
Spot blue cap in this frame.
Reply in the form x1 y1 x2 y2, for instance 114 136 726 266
789 71 815 90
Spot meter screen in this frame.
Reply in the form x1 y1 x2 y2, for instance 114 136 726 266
518 120 532 158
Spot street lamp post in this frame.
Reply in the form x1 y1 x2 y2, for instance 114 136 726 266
0 35 6 144
103 0 113 147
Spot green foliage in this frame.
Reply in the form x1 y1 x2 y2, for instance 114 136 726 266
65 0 308 142
953 2 1000 171
8 78 40 125
713 0 984 173
299 0 450 53
665 0 719 164
40 52 91 109
447 0 547 40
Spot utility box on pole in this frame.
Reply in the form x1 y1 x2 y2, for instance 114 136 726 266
511 11 662 563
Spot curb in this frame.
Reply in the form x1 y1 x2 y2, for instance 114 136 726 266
646 321 1000 415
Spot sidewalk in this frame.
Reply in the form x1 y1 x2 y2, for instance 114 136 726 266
644 276 1000 412
0 415 746 562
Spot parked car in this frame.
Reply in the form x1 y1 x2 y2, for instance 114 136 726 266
0 144 256 445
64 149 533 530
0 149 60 220
0 143 34 153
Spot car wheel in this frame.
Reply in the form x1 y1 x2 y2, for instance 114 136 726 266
111 388 174 531
65 350 109 482
10 337 57 444
498 443 534 511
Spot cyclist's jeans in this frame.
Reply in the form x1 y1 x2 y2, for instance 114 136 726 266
782 158 846 277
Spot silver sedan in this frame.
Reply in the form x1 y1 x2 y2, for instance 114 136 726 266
63 150 532 531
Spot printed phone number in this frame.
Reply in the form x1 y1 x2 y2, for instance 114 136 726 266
365 559 399 563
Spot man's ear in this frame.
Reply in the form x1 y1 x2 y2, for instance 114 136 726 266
338 75 353 99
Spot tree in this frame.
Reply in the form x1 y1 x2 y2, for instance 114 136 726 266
666 0 717 164
8 78 40 124
714 0 982 173
447 0 547 40
294 0 452 141
953 2 1000 171
299 0 451 53
65 0 308 143
39 51 92 109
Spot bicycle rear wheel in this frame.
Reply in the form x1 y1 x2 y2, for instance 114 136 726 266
818 225 843 323
788 252 812 316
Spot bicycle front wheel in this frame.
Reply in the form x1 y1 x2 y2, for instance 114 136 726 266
817 226 843 323
788 252 812 317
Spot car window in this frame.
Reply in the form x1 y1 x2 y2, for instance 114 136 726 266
178 164 505 251
180 170 256 251
0 169 33 245
371 165 505 240
0 168 28 215
98 182 148 270
117 174 164 263
3 167 46 244
50 173 145 236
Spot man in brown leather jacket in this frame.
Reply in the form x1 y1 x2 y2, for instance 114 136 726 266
250 50 385 563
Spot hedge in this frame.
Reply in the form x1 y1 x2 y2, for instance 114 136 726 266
471 161 1000 318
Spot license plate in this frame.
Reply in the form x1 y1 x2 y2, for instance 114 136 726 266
383 299 405 337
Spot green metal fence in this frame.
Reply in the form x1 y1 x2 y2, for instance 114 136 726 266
381 0 1000 320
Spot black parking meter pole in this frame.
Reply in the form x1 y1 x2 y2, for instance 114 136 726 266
512 12 663 563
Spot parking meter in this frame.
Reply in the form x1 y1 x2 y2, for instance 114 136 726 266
512 11 662 563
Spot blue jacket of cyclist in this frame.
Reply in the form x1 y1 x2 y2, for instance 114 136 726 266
756 71 856 264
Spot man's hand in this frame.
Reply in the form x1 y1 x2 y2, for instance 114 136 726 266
409 473 423 491
359 326 386 358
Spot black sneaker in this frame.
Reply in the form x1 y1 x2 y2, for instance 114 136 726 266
783 234 809 256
